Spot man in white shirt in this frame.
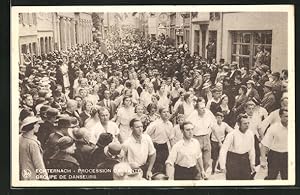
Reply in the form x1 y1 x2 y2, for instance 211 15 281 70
140 83 155 108
146 107 174 173
187 100 216 177
166 121 205 180
91 107 120 144
260 109 288 180
123 119 156 180
219 114 256 180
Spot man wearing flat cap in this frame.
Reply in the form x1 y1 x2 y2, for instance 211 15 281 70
261 81 276 113
36 108 59 149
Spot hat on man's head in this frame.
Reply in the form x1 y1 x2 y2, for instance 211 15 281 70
104 142 124 159
46 108 59 119
96 132 114 147
40 105 51 115
57 116 72 128
57 136 75 150
20 116 39 132
272 72 280 78
264 81 273 89
260 65 269 72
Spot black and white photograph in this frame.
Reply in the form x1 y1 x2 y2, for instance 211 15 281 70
11 5 295 187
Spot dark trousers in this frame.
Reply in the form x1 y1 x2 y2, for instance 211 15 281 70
153 142 169 174
254 135 261 166
265 150 288 180
226 151 252 180
174 164 198 180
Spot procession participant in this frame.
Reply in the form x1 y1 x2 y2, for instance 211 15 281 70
98 107 120 142
170 114 184 146
171 92 195 121
187 100 216 177
219 114 256 180
246 80 260 101
259 97 288 134
146 107 174 173
144 103 160 128
116 96 135 142
19 116 48 180
123 118 156 179
166 121 205 180
260 108 288 180
210 112 233 174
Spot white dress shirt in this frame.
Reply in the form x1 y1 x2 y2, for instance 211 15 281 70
146 119 173 144
123 134 156 167
187 109 216 136
259 109 281 134
165 138 202 168
219 129 255 170
261 122 288 152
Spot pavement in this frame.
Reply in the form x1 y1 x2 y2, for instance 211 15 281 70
208 165 268 180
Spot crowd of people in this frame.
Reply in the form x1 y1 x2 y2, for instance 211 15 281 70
19 28 289 181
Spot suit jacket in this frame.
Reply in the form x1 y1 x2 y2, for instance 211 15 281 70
261 92 276 113
98 99 117 119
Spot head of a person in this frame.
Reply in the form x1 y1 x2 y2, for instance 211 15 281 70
74 95 83 108
159 107 169 121
123 89 132 97
220 94 229 105
180 121 194 140
82 100 93 113
57 136 76 154
46 108 59 123
263 81 273 93
272 72 281 81
122 96 132 107
215 112 224 124
195 101 206 116
183 92 193 104
98 107 110 124
146 83 154 93
237 113 249 133
79 88 88 98
212 88 222 100
66 99 78 113
239 85 247 95
80 78 88 87
280 97 288 110
279 108 288 127
245 101 255 116
135 104 145 116
151 94 160 104
19 108 34 122
246 80 255 89
96 132 114 148
22 94 33 108
147 103 158 115
130 118 143 137
177 114 185 125
20 116 40 133
104 90 111 100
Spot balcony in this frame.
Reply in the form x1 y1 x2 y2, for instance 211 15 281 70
191 12 210 23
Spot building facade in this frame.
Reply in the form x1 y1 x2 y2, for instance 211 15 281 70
190 12 288 71
19 12 93 64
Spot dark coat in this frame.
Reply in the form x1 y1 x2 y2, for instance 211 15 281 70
261 92 276 113
73 140 95 169
43 132 64 161
88 146 106 169
36 120 56 149
79 111 90 127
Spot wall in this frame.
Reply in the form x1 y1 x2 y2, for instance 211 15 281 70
221 12 288 71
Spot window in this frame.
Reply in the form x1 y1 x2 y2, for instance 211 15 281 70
231 31 272 68
210 12 220 21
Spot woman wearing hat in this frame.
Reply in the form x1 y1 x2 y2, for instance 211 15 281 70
19 116 48 180
48 136 80 180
